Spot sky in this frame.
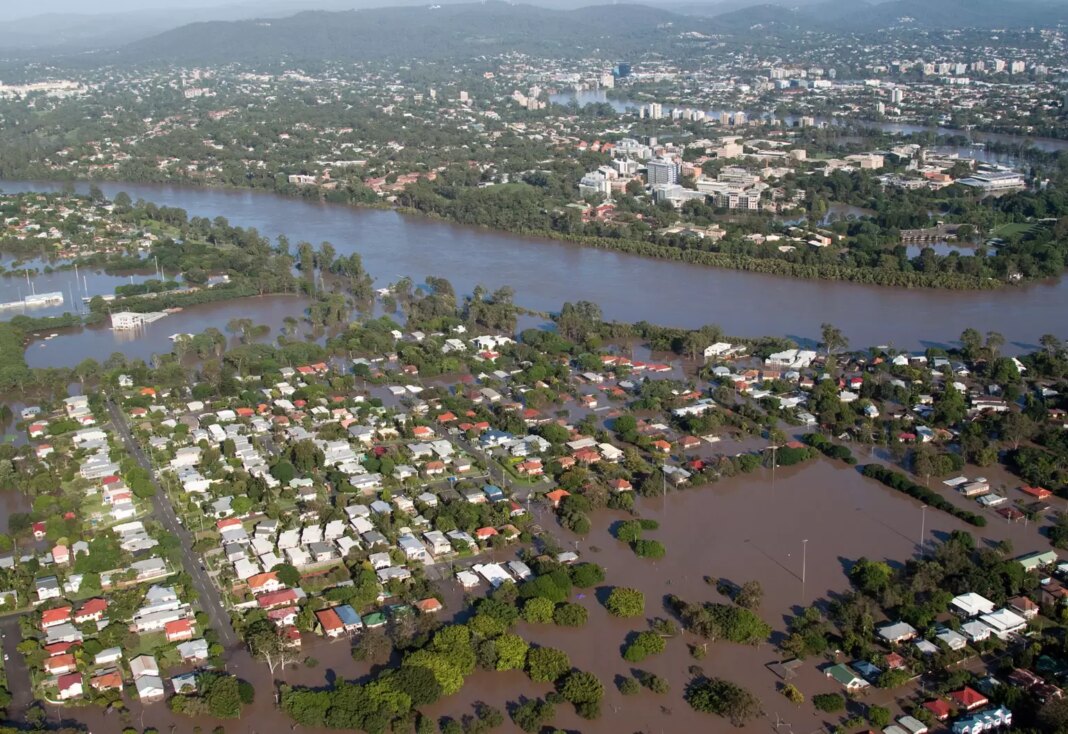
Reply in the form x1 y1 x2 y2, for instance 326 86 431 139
0 0 324 22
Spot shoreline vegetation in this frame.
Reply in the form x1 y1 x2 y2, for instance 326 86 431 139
0 179 1035 292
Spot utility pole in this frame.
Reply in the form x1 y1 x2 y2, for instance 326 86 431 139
919 504 927 559
801 538 808 606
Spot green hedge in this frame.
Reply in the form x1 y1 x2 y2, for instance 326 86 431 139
861 464 986 527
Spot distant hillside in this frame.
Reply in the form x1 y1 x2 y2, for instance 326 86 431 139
108 2 710 65
707 0 1068 32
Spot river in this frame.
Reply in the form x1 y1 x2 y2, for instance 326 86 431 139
1 180 1065 366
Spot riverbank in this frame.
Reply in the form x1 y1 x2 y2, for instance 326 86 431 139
5 180 1067 354
3 176 1014 291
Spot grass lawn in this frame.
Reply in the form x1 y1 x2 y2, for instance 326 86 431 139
991 222 1040 239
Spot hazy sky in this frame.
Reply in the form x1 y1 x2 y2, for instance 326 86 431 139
0 0 321 21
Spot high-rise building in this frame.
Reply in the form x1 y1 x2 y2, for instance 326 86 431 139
615 63 631 78
646 157 680 186
890 88 904 104
648 103 663 119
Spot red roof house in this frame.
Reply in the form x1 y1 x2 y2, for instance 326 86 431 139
949 687 989 711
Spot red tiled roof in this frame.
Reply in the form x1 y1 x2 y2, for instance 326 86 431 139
316 608 343 632
949 687 988 710
923 700 951 720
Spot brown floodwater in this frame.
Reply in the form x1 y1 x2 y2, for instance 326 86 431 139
22 294 309 368
2 181 1064 366
42 458 1051 734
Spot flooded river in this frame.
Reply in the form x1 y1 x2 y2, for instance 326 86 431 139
1 181 1065 367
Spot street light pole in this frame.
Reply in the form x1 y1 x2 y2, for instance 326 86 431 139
919 504 927 558
801 539 808 606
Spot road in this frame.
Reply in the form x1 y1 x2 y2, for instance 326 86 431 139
0 616 32 719
106 399 239 650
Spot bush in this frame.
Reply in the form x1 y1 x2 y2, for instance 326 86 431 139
861 464 986 526
618 677 640 695
781 683 804 704
686 677 762 726
605 587 645 618
813 693 845 713
632 539 666 559
623 631 666 663
804 434 856 464
553 602 588 627
645 674 669 694
615 520 643 543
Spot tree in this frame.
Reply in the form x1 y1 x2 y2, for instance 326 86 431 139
932 383 966 426
1039 333 1062 359
1000 411 1035 449
272 563 301 588
850 558 893 595
403 651 464 696
569 562 604 588
525 646 570 683
869 704 892 727
511 698 554 733
203 674 243 718
382 665 441 707
552 603 587 627
559 670 604 719
686 677 762 726
960 328 983 361
820 322 848 356
246 620 299 674
522 597 555 624
494 634 529 671
985 331 1005 360
735 580 763 611
623 630 666 662
605 587 645 618
813 693 845 712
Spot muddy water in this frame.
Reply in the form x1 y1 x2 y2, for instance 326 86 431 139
1 181 1065 360
0 260 176 323
50 459 1043 734
23 294 308 368
416 458 1050 732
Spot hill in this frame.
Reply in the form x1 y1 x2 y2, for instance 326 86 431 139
108 2 709 65
706 0 1068 32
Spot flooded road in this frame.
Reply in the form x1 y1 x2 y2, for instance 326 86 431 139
1 181 1065 366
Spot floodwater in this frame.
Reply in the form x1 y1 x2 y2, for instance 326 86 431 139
0 260 179 323
22 294 308 368
0 182 1065 363
50 457 1041 734
418 458 1051 733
